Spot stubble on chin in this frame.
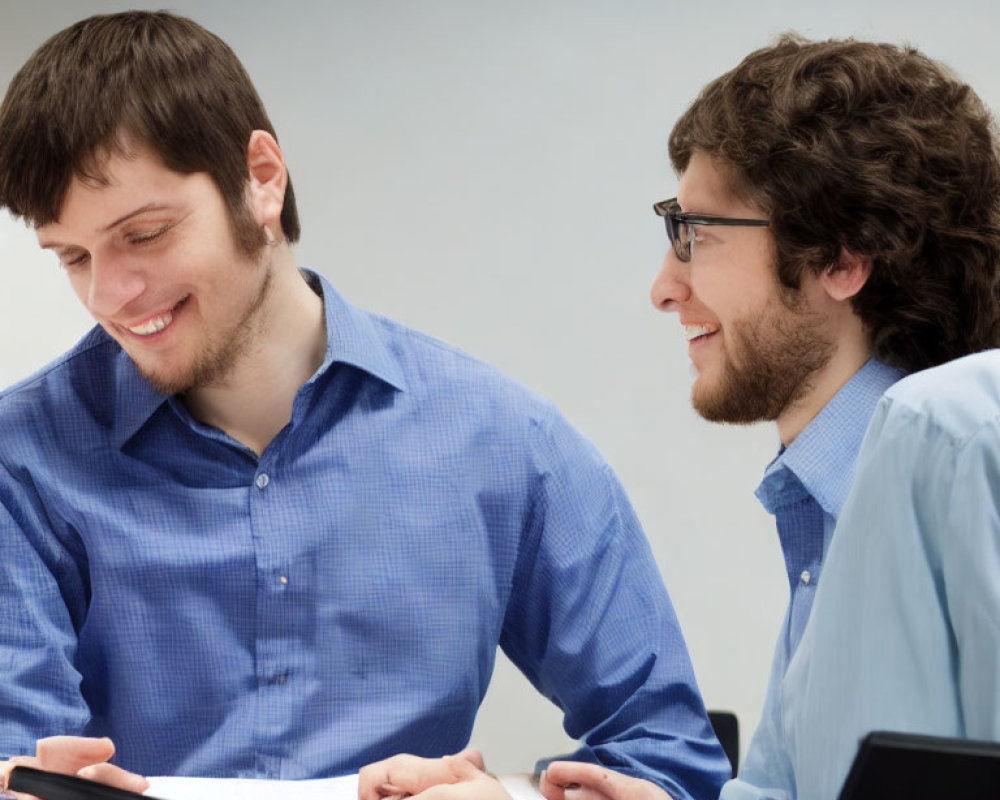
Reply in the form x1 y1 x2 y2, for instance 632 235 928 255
136 256 275 397
691 301 834 425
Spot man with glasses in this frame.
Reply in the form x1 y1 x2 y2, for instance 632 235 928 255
357 33 1000 800
0 11 731 799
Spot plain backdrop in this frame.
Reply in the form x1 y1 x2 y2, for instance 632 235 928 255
1 0 997 775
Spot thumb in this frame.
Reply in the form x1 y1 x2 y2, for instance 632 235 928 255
454 748 486 771
443 754 486 781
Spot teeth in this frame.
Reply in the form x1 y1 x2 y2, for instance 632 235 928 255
684 324 719 342
128 312 173 336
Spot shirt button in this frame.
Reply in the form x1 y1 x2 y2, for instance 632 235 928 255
800 569 811 585
279 575 289 586
255 473 270 490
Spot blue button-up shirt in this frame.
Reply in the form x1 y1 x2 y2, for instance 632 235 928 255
721 358 902 800
782 350 1000 798
0 271 729 799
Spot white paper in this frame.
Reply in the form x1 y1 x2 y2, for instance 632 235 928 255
145 773 542 800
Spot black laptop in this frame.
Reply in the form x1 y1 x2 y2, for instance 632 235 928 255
839 730 1000 799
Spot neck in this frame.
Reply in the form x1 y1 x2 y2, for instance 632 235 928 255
184 253 326 456
776 324 872 447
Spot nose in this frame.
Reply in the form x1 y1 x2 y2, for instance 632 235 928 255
649 250 691 312
84 252 147 319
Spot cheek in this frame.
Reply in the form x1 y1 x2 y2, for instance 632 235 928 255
692 267 775 321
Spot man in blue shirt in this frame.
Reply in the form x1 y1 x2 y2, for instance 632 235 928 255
0 11 729 800
355 33 1000 800
545 34 1000 800
774 349 1000 798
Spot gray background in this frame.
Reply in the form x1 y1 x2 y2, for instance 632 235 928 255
1 0 996 774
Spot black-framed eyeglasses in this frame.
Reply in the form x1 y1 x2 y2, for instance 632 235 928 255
653 198 769 263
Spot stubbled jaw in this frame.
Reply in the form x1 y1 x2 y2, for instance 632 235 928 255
684 323 720 342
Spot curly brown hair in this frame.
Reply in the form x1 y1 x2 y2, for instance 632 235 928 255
669 34 1000 373
0 11 299 252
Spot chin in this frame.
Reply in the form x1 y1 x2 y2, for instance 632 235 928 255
129 355 196 396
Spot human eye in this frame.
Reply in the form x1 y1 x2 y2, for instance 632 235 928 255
125 225 168 246
682 222 705 245
59 249 91 271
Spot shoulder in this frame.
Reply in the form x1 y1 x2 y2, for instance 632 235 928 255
369 311 560 425
365 311 614 473
876 350 1000 443
0 326 120 425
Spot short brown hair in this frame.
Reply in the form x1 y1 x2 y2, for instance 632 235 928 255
0 11 300 248
669 34 1000 373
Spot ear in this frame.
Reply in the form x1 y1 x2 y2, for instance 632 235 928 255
819 247 872 302
246 130 288 233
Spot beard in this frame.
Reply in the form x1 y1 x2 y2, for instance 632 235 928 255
692 291 835 425
139 258 274 396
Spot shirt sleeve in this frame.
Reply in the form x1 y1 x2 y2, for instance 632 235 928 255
776 378 1000 798
497 408 731 800
941 419 1000 740
0 462 92 753
718 627 795 800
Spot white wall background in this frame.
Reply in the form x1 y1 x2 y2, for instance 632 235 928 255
1 0 997 775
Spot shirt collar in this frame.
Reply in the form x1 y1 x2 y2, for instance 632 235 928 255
755 358 903 518
304 269 407 393
112 268 407 448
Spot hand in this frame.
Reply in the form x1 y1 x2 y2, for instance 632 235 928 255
359 748 511 800
1 736 149 799
539 762 673 800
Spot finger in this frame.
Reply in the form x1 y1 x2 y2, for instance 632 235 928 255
2 756 39 780
564 789 623 800
539 770 572 800
541 764 673 800
453 747 486 772
542 762 610 790
2 755 41 797
2 757 43 800
359 755 456 800
34 737 115 774
540 764 599 800
441 754 486 781
359 756 415 800
77 763 150 793
412 774 510 800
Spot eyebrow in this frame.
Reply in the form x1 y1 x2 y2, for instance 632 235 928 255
38 203 175 250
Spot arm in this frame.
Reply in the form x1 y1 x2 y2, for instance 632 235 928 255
778 366 1000 797
940 421 1000 739
0 464 92 753
716 636 795 800
500 410 727 800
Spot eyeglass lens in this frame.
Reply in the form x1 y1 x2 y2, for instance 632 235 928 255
665 216 693 262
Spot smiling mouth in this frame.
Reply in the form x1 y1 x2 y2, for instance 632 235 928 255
126 296 189 336
684 323 720 342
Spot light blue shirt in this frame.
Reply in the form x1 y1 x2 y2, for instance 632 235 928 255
0 271 729 799
779 349 1000 798
721 358 902 800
